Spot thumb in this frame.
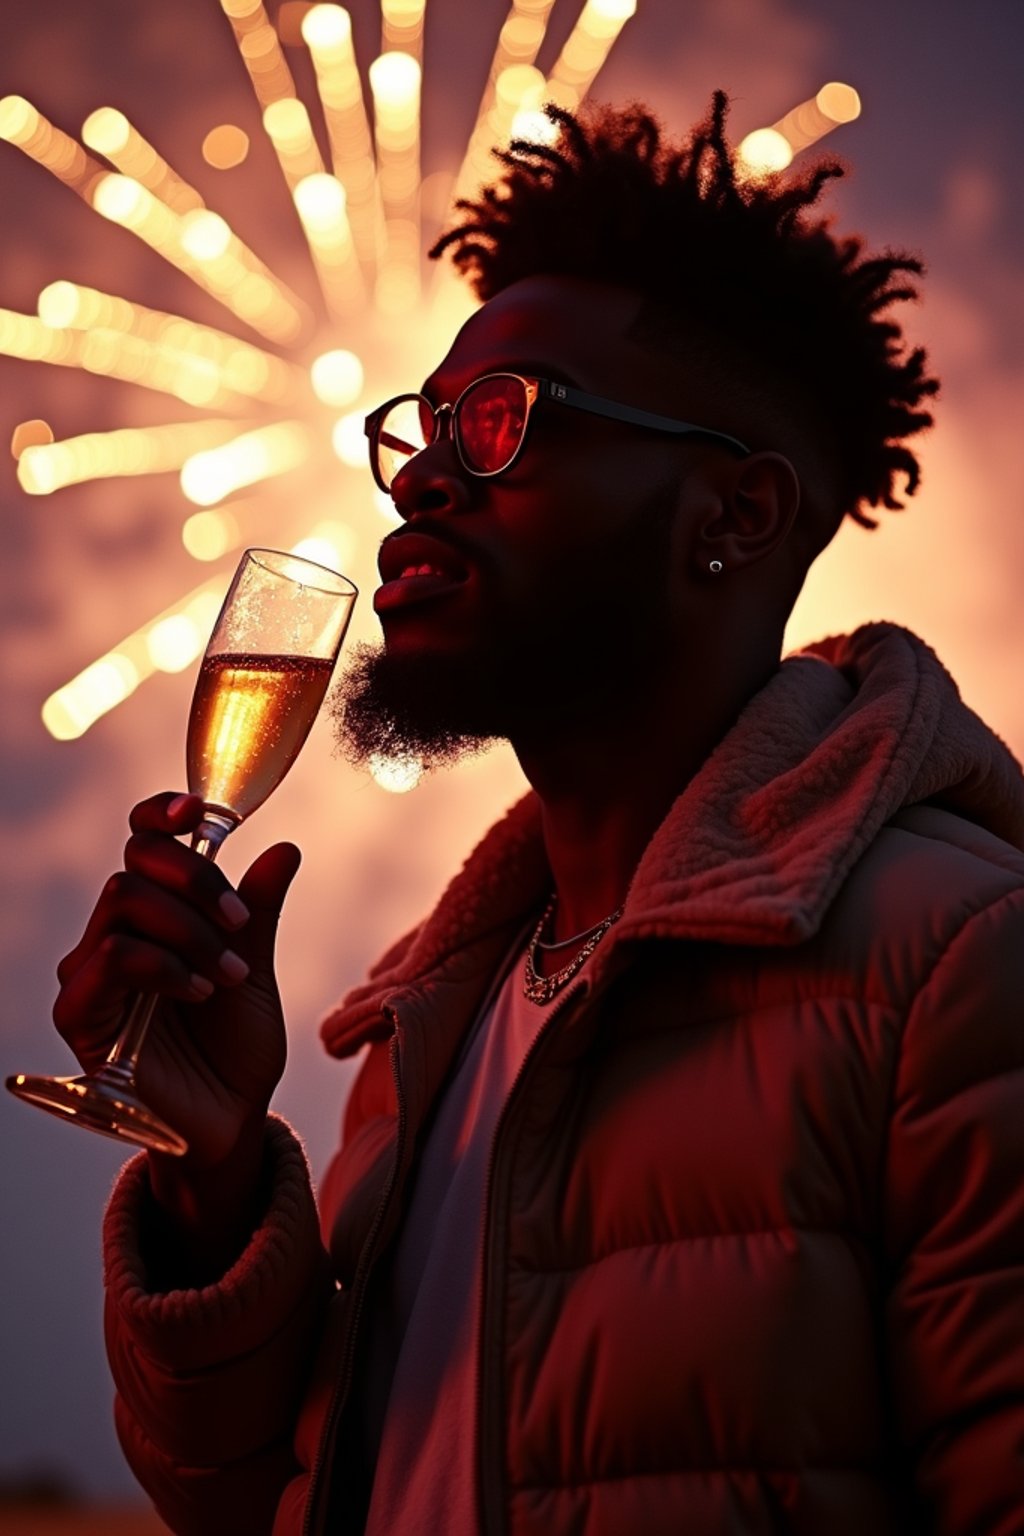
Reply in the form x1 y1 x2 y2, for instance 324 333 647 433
234 842 302 969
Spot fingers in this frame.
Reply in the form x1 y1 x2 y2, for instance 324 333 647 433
53 934 215 1063
77 871 249 979
234 844 302 974
237 842 302 916
57 791 253 990
123 832 251 928
128 791 205 836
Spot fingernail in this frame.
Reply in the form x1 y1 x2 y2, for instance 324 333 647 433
189 974 214 999
167 794 194 820
219 950 250 983
219 891 250 928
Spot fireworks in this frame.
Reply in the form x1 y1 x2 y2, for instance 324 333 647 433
1 1 858 763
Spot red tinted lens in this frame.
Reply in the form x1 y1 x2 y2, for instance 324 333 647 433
457 376 528 474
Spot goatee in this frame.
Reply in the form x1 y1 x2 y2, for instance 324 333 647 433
330 641 497 772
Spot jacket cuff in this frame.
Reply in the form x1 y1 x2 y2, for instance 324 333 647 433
103 1114 329 1373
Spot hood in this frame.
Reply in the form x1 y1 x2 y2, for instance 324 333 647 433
321 622 1024 1056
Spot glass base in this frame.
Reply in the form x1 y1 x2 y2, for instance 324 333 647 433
6 1068 188 1155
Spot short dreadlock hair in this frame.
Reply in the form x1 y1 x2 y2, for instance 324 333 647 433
431 92 939 556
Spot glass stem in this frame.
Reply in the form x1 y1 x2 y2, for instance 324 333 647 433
103 993 161 1083
101 812 234 1084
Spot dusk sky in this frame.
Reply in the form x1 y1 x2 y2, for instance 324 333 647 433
2 0 1023 1506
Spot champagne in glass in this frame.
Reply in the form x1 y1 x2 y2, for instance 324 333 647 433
7 548 357 1154
187 653 336 829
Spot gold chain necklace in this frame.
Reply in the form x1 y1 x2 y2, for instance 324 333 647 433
523 895 624 1005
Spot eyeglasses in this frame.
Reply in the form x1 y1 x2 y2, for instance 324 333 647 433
363 371 750 493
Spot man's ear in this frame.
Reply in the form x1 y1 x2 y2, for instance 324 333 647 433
700 452 801 571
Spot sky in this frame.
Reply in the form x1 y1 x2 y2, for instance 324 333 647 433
1 0 1023 1506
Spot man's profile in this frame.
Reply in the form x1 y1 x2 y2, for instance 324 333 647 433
55 93 1023 1534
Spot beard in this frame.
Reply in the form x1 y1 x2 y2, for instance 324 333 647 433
330 485 677 774
330 639 499 772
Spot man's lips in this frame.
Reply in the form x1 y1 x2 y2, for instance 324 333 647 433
374 529 472 614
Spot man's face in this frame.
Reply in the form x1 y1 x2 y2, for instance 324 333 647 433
334 275 708 769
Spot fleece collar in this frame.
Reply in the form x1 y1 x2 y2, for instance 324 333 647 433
321 623 1024 1058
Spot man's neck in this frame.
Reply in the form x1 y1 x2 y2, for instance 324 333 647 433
513 652 780 944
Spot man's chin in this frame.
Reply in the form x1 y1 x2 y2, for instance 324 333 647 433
329 641 502 773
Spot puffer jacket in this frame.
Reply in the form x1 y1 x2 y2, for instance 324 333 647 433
104 622 1024 1536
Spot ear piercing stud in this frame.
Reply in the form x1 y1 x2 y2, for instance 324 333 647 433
709 559 724 573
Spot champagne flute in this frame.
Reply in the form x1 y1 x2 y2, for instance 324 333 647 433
7 548 357 1155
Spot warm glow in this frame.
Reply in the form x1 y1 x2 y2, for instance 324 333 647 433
302 4 380 271
499 14 546 60
293 175 362 316
0 307 243 409
0 94 38 144
11 419 54 459
182 508 241 561
42 656 139 740
264 96 313 138
368 51 421 108
0 96 100 194
585 0 636 26
263 96 325 185
202 123 251 168
41 582 226 739
331 410 366 466
817 82 862 123
291 518 358 571
91 174 306 346
36 280 80 329
147 613 204 673
369 52 422 309
180 422 311 505
301 2 352 48
544 0 634 110
92 171 151 224
293 171 347 226
35 281 297 404
310 348 363 406
369 751 424 793
373 486 401 522
765 83 863 159
495 64 545 116
509 107 559 145
223 0 298 107
380 0 426 60
81 106 131 155
4 0 658 742
737 127 794 175
82 107 203 214
382 0 425 20
17 421 240 496
180 209 232 260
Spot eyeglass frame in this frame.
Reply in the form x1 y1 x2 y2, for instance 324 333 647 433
363 371 751 494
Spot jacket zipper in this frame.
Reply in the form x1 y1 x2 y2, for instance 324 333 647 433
302 1015 408 1536
475 977 590 1536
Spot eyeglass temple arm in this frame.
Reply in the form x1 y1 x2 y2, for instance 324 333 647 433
369 422 418 455
539 379 749 456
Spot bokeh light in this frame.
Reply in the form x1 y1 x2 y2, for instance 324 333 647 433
202 123 251 168
310 348 364 406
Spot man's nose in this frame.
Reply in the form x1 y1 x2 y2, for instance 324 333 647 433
389 442 473 522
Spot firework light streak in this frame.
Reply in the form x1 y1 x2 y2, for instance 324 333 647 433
82 106 205 212
2 0 858 780
737 82 862 176
302 4 383 273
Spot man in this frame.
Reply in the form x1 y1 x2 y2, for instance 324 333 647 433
57 96 1023 1534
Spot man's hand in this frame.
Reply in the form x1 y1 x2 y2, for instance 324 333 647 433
53 792 301 1274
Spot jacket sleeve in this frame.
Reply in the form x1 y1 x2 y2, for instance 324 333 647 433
103 1114 336 1536
883 884 1024 1533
